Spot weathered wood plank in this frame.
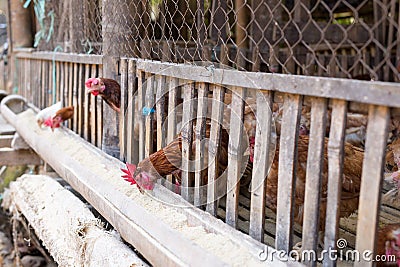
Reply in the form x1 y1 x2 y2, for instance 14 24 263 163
90 64 97 145
67 63 76 130
206 85 225 215
136 60 400 108
166 77 179 143
249 91 273 242
56 61 61 103
0 148 41 166
126 60 138 165
155 75 166 150
60 62 65 108
83 64 90 141
166 77 179 186
15 51 103 65
48 58 53 105
119 59 128 161
181 81 195 202
72 63 79 132
65 62 72 128
77 63 84 136
137 71 145 161
301 97 328 267
41 61 46 109
275 93 302 252
194 82 208 207
96 65 103 148
144 73 155 158
0 135 13 148
323 99 347 267
354 105 390 267
226 88 247 228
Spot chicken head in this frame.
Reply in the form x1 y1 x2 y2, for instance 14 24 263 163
85 78 105 96
377 224 400 266
121 163 155 193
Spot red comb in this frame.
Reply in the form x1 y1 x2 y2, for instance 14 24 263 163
43 117 53 127
121 163 137 185
85 78 97 88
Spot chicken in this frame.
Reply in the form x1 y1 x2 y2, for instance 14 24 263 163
266 135 363 231
35 102 62 128
86 77 121 112
42 106 74 131
386 138 400 173
376 223 400 266
122 119 230 193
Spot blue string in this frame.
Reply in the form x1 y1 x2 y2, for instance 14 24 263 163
142 107 155 116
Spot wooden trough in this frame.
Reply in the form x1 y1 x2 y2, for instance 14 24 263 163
0 95 296 266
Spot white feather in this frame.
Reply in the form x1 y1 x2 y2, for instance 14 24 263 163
35 102 62 126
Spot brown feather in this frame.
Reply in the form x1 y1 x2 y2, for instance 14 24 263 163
55 106 74 121
376 223 400 266
99 78 121 112
266 135 363 231
135 119 230 187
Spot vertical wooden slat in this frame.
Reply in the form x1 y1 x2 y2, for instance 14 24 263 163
249 91 273 242
31 60 36 106
226 87 247 228
90 64 97 145
96 65 103 148
60 62 65 108
41 61 46 109
194 82 208 207
275 93 302 252
55 61 60 103
144 73 155 158
167 77 179 143
26 59 31 102
323 99 347 267
83 64 90 141
67 62 74 129
156 74 166 150
181 81 195 202
166 77 179 186
78 63 84 136
119 58 128 161
21 59 25 98
37 60 41 107
44 60 48 103
354 105 389 267
126 60 138 164
48 58 53 105
206 85 225 215
137 71 146 161
301 97 328 267
72 63 79 132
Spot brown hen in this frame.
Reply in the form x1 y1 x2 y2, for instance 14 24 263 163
265 135 363 231
376 223 400 266
86 77 121 112
122 119 230 193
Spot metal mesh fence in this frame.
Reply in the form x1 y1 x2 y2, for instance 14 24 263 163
34 0 400 81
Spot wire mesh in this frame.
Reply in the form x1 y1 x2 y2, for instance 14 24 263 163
34 0 400 81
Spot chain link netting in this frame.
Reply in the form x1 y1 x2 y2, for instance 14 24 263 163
35 0 400 81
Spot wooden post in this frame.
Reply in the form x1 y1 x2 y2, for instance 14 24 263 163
101 0 137 157
7 0 34 93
